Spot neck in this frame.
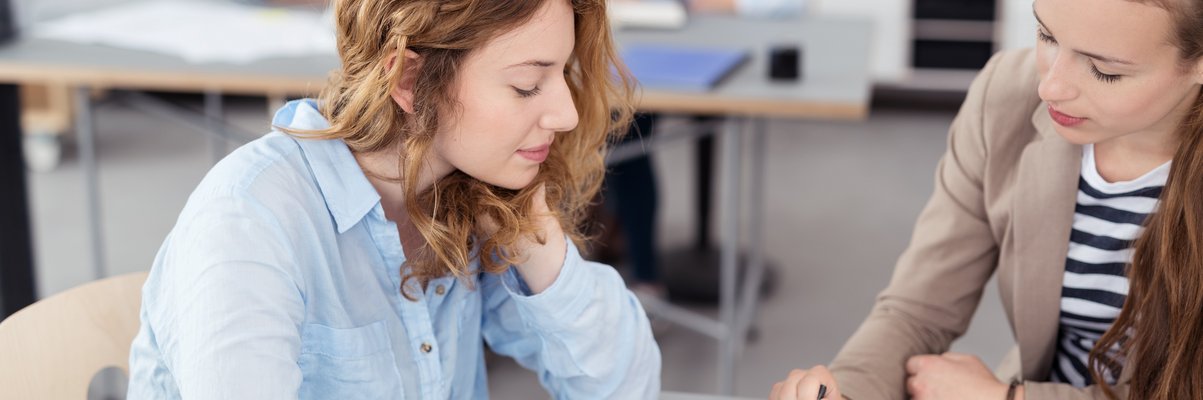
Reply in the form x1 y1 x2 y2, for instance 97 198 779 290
1093 88 1196 182
1094 125 1178 183
353 143 453 223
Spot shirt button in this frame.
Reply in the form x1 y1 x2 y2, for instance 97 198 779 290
435 285 446 295
420 343 433 353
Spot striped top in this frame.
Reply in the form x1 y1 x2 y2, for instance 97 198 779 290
1050 144 1169 387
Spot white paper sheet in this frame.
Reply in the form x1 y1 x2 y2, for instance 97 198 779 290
31 1 336 64
608 0 688 30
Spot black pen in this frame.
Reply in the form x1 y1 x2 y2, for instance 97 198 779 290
817 384 827 399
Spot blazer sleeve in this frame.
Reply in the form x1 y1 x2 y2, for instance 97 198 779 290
828 52 1009 400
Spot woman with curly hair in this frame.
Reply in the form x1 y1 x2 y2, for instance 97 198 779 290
127 0 660 398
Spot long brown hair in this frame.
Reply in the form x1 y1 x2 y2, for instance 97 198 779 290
285 0 634 297
1092 1 1203 398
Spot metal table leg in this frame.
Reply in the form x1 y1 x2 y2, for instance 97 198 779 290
717 116 744 395
204 90 225 163
736 118 768 358
74 87 106 280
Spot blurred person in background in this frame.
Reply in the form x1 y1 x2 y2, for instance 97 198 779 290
770 0 1203 399
126 0 661 398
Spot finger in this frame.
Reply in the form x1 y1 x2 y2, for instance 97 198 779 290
826 381 844 400
947 352 983 367
906 354 936 375
787 368 807 381
531 183 550 213
808 365 833 379
906 375 922 397
795 373 826 400
942 351 970 361
779 369 807 400
804 366 843 400
770 381 783 400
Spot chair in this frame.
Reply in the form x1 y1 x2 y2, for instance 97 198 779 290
0 272 148 399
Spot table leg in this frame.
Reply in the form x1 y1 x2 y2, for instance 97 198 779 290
74 86 106 279
717 116 744 395
0 84 36 319
204 90 225 163
735 118 767 358
695 127 716 249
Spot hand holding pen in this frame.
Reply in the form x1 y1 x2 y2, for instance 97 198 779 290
768 365 841 400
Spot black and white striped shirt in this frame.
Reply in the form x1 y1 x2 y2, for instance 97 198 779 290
1050 144 1169 387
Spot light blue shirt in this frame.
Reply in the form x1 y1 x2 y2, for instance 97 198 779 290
127 99 661 399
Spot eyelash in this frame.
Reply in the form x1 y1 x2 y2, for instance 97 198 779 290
1036 29 1123 84
514 86 542 98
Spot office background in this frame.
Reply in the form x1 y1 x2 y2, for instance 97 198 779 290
4 0 1040 398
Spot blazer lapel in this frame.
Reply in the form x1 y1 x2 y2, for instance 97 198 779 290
1012 104 1082 380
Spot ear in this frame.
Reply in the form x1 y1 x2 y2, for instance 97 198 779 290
387 49 423 113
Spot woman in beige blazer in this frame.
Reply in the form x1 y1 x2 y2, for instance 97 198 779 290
769 0 1203 399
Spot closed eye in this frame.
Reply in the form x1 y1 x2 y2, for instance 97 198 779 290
1036 28 1123 84
1090 66 1122 83
1037 29 1056 44
513 86 542 98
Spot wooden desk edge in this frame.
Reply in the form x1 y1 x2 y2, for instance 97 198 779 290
636 92 870 121
0 64 871 120
0 63 328 97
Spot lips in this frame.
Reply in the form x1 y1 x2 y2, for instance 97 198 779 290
516 143 551 163
1048 104 1086 127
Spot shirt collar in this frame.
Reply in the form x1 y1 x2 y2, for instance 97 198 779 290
273 99 380 234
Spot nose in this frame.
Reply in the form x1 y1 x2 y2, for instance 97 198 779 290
540 76 579 133
1037 48 1080 104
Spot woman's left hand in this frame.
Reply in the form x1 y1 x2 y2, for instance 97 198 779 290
905 352 1015 400
479 184 565 294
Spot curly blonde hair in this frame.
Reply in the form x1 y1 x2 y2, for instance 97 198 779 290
288 0 634 296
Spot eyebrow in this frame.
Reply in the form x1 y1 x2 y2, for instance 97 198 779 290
1033 8 1137 65
506 60 555 69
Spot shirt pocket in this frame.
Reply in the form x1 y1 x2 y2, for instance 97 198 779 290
298 320 404 400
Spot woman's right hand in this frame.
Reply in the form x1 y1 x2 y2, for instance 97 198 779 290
769 365 842 400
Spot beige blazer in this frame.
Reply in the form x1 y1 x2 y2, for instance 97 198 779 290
829 49 1133 400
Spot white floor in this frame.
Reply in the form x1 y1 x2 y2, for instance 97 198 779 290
26 94 1014 399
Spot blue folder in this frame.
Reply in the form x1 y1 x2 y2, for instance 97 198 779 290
621 44 749 92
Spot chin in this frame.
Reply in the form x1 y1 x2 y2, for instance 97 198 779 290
484 169 539 191
494 181 531 191
1053 125 1104 146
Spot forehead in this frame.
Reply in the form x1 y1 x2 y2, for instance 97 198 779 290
1038 0 1179 61
468 0 575 66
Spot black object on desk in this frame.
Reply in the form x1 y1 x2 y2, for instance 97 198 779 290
769 45 802 81
0 0 36 320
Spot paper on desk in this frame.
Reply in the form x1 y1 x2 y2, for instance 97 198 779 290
608 0 687 30
31 1 336 64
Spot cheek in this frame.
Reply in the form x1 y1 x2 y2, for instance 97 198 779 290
1093 78 1189 128
448 98 511 150
436 96 532 177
